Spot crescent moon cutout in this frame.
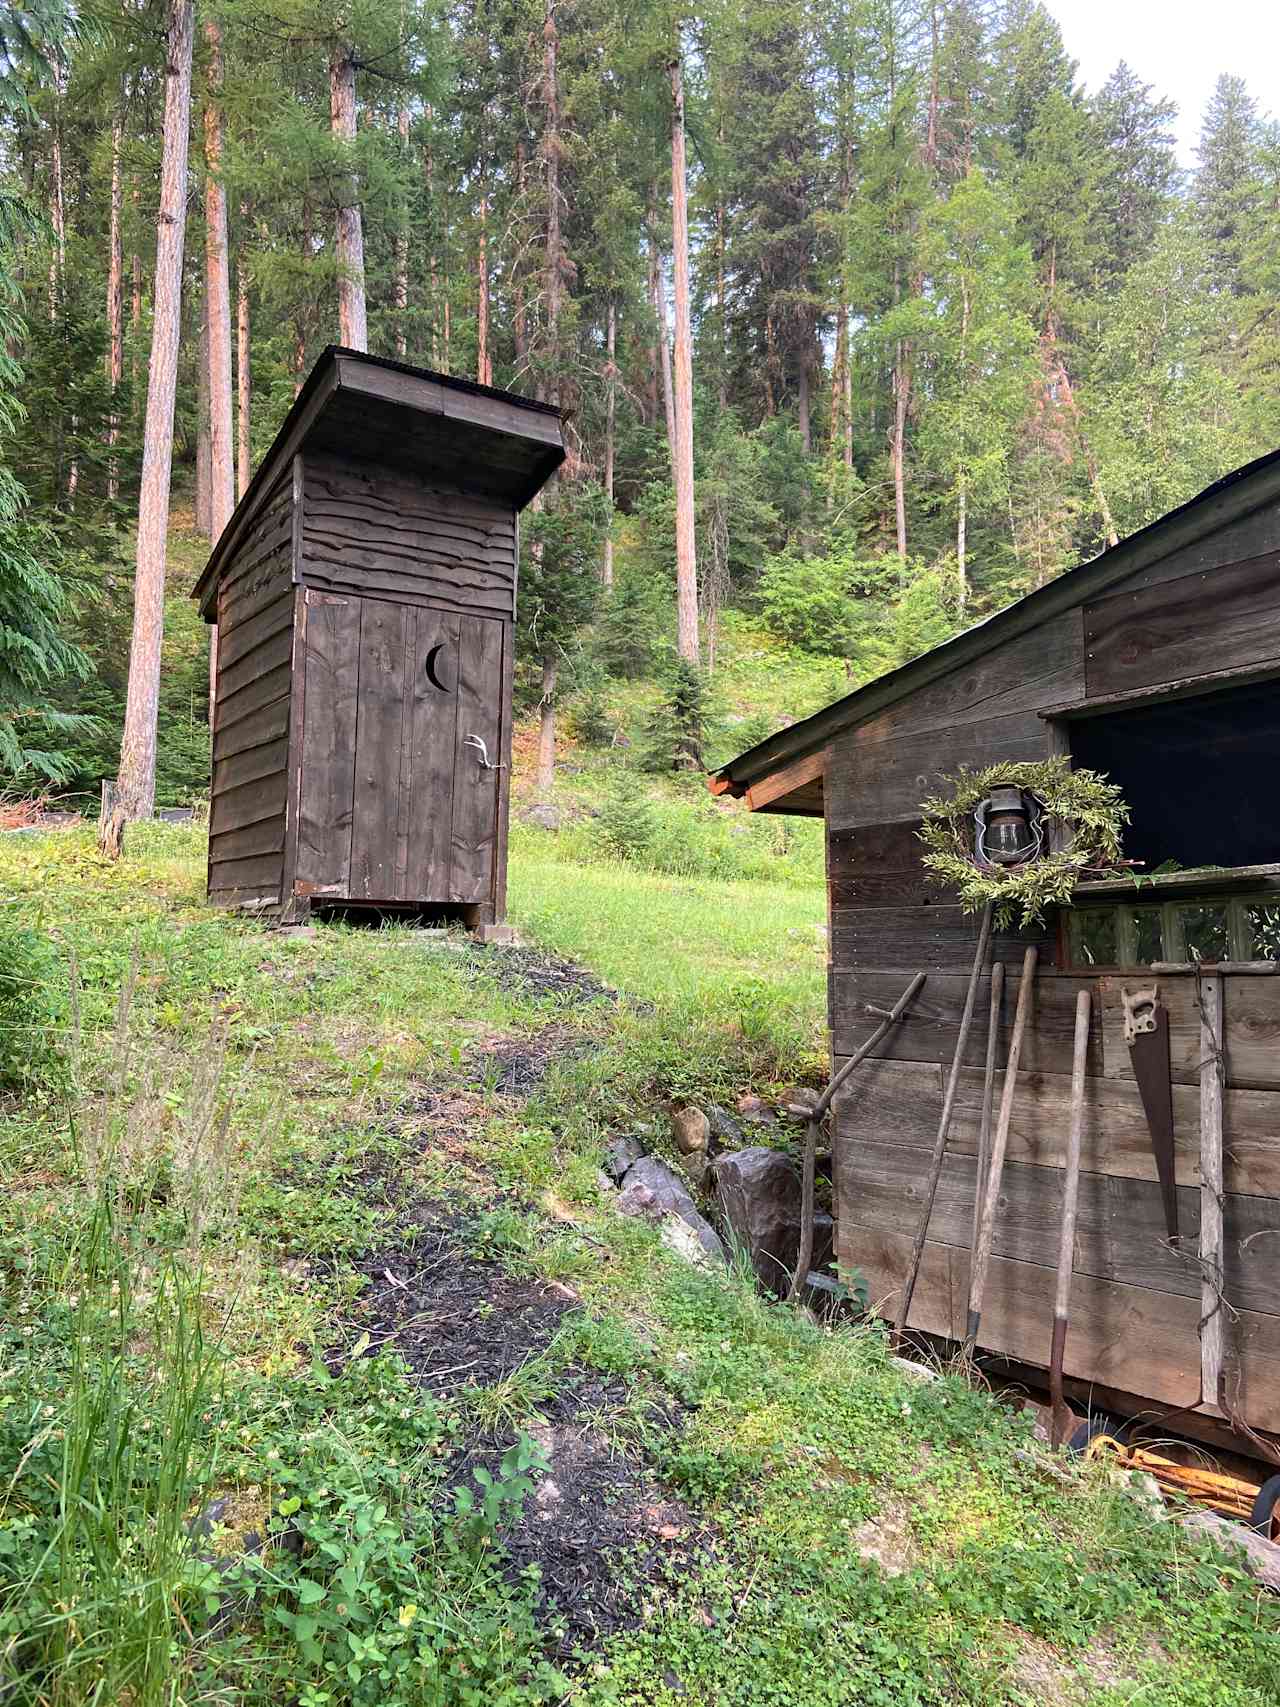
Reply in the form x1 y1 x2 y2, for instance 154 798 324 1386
424 643 452 692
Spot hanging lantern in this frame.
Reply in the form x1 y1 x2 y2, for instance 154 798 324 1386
973 784 1045 871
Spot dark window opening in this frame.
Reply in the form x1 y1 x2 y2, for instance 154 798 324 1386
1068 678 1280 871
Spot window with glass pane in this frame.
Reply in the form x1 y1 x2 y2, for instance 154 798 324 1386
1076 910 1118 965
1180 904 1230 962
1248 904 1280 959
1132 908 1163 963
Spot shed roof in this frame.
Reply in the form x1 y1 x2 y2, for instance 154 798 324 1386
710 443 1280 811
193 347 564 618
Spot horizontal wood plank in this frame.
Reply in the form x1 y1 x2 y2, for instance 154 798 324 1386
1084 551 1280 697
827 821 951 909
1099 974 1280 1089
210 736 290 797
211 693 291 761
832 1056 1280 1198
209 812 286 861
847 612 1085 745
840 1134 1280 1311
213 659 293 729
208 772 289 838
837 1223 1280 1430
216 625 295 701
216 590 294 671
830 904 1054 971
827 710 1055 829
208 851 284 892
830 969 1095 1076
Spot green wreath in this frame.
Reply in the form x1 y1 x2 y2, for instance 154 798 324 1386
918 755 1128 930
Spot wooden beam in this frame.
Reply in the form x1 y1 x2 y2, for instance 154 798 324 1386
743 746 826 813
1201 972 1226 1412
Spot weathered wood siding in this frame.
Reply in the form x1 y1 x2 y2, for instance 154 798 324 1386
827 516 1280 1433
208 471 296 905
300 450 517 620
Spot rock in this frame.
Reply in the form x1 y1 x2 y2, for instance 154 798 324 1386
1181 1510 1280 1591
779 1086 820 1122
473 923 521 946
735 1094 777 1129
671 1106 709 1156
595 1169 617 1195
617 1157 724 1264
678 1149 712 1193
602 1133 647 1182
705 1105 745 1150
712 1146 833 1296
521 802 563 831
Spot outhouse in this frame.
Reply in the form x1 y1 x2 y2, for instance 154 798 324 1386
710 447 1280 1456
194 347 564 927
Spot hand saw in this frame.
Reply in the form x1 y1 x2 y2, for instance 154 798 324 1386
1122 984 1179 1242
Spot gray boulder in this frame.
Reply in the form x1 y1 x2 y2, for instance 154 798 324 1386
521 802 564 831
712 1146 834 1296
602 1133 647 1182
617 1157 724 1264
705 1105 745 1150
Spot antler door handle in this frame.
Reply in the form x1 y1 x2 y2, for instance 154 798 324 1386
462 734 504 770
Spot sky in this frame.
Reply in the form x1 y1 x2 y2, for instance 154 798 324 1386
1048 0 1278 164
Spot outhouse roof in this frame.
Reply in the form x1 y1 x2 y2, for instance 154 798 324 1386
710 442 1280 810
193 347 564 617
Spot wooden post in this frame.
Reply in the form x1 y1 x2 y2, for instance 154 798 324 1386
1050 989 1092 1444
1199 971 1225 1413
895 903 994 1338
965 944 1039 1357
786 970 927 1304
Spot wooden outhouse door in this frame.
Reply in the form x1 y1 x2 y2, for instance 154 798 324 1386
295 590 504 906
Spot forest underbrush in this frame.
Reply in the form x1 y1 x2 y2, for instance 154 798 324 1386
0 823 1277 1705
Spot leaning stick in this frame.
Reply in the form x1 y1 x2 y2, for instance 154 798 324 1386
969 959 1006 1264
1050 989 1092 1445
786 970 928 1304
1199 971 1225 1414
964 944 1039 1358
894 902 995 1339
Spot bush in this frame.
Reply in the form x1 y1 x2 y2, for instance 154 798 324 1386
640 659 719 773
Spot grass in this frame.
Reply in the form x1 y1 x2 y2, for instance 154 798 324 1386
1 821 1278 1705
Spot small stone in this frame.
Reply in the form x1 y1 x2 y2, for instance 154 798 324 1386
534 1478 563 1509
595 1169 617 1195
602 1133 647 1182
671 1107 709 1156
735 1094 777 1128
678 1149 712 1193
473 923 520 946
705 1105 744 1150
521 802 563 831
617 1157 724 1264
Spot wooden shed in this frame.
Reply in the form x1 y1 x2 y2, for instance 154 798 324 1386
193 347 563 926
711 448 1280 1450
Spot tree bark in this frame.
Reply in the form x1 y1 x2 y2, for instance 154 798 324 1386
476 195 491 386
891 336 911 558
330 43 368 352
107 113 124 500
203 19 235 706
513 140 528 371
797 353 811 453
196 301 211 538
237 238 251 500
394 103 410 358
536 655 557 796
108 0 195 840
652 235 676 477
669 51 698 665
602 298 615 589
541 0 563 405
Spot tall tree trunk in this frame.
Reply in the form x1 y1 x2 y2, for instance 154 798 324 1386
536 655 557 797
48 57 65 321
203 19 235 707
426 110 440 366
602 298 615 589
196 301 211 538
645 191 660 427
652 231 676 476
513 140 528 371
237 236 251 499
130 187 142 410
891 336 911 558
330 43 368 351
541 0 563 406
394 104 410 358
106 113 124 500
957 474 967 605
669 52 698 665
797 353 811 453
107 0 196 843
476 195 491 386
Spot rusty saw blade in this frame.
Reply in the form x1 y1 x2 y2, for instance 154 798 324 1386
1123 985 1179 1242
